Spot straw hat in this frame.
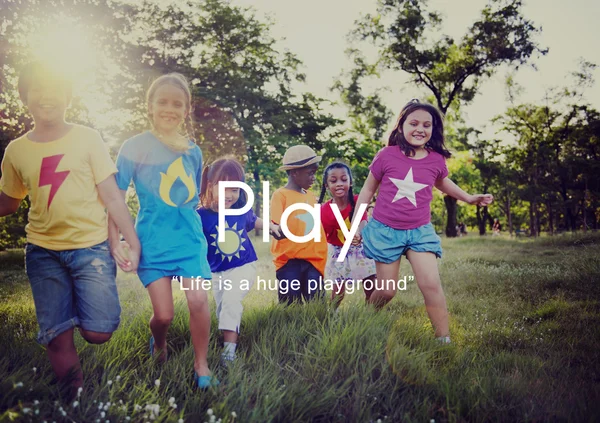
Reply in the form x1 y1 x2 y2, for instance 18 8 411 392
279 145 322 170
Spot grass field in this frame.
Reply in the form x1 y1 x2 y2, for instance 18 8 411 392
1 233 599 422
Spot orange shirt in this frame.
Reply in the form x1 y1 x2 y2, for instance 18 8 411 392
270 187 327 275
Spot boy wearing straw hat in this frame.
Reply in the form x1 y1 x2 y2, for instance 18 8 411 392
270 145 328 305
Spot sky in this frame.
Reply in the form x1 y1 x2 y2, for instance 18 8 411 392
232 0 600 139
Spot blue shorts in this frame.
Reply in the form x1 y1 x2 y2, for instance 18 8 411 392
25 241 121 345
276 259 323 305
362 219 443 263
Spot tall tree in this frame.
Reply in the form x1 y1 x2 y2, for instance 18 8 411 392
349 0 547 236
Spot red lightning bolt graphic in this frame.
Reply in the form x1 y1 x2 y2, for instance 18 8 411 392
39 155 70 209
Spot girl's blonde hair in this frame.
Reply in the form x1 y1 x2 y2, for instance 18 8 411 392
146 72 196 152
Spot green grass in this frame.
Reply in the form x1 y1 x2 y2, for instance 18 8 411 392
1 233 599 422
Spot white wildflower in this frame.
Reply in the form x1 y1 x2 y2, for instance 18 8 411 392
32 367 37 373
61 411 67 417
73 401 79 408
22 408 31 414
154 379 160 387
107 380 113 386
34 400 39 406
207 409 213 416
116 375 121 382
101 411 106 418
209 416 216 423
178 420 184 423
231 411 237 418
77 387 83 397
14 382 23 388
168 397 175 405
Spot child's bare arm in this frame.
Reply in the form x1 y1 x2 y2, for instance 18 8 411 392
255 217 263 230
97 175 141 271
353 172 380 231
435 177 493 206
0 192 21 217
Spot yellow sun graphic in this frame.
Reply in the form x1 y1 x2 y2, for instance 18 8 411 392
210 220 246 262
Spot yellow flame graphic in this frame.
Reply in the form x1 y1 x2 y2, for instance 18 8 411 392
159 157 196 207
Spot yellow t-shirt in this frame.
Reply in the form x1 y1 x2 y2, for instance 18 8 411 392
0 125 117 250
270 187 327 276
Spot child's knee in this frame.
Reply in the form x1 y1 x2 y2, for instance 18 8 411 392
80 330 113 344
378 289 396 301
186 292 209 311
153 313 174 327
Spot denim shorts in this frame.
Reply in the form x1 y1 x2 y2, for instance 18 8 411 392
362 219 443 263
25 240 121 345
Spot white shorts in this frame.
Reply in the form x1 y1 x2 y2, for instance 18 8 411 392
211 261 257 333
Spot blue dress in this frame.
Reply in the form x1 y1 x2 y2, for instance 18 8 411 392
115 131 211 286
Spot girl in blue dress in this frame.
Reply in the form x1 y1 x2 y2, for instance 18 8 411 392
109 73 217 389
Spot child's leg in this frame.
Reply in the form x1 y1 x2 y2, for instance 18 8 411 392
331 279 345 307
146 277 175 360
302 261 323 303
69 241 120 345
181 277 212 376
277 260 304 305
406 250 449 337
369 260 400 309
362 274 377 302
25 244 82 389
218 263 257 358
46 328 82 389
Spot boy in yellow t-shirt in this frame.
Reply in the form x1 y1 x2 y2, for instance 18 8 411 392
270 145 327 304
0 62 140 393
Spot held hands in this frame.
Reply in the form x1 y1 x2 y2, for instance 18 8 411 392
467 194 494 207
110 240 140 273
269 222 287 240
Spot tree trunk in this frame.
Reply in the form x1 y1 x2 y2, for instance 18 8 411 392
444 196 458 237
529 201 537 237
506 185 513 236
547 200 554 235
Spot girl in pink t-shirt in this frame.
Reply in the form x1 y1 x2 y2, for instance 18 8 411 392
318 162 377 307
354 99 493 343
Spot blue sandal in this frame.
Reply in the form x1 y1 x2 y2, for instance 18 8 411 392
149 336 155 356
194 372 220 389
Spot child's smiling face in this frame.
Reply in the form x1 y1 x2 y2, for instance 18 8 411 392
149 83 188 134
326 167 351 200
25 77 70 126
211 182 240 209
402 109 433 149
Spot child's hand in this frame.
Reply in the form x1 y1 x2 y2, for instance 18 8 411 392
269 223 286 240
351 233 362 246
111 241 139 273
468 194 494 206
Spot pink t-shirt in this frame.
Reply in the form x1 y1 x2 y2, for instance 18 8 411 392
369 146 448 230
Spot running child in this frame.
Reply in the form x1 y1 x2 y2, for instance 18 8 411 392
270 145 328 305
354 99 493 343
197 156 276 365
318 162 376 307
109 73 217 388
0 62 140 393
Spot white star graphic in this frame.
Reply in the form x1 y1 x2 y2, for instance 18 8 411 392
389 168 428 207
